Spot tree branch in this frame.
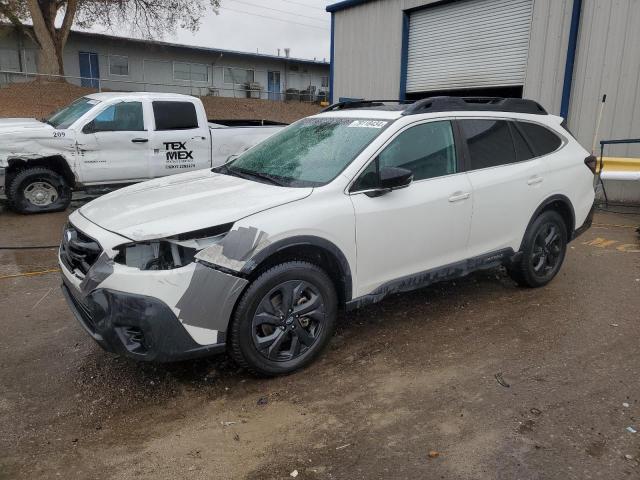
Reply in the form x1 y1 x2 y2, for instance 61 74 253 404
0 2 37 45
58 0 78 47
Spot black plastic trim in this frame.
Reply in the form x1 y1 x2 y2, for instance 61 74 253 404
240 235 353 302
346 248 514 311
520 195 576 250
572 204 595 240
61 281 226 362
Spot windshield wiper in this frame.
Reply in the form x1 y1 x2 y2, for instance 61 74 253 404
213 164 285 186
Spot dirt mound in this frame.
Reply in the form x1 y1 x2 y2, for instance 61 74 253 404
0 80 322 123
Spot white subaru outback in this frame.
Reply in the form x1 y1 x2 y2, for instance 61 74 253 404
59 97 596 376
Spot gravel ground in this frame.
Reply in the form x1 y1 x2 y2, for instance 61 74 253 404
0 202 639 479
0 81 321 123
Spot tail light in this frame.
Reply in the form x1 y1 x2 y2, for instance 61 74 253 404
584 155 598 174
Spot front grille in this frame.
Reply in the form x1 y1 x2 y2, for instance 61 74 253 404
60 224 102 276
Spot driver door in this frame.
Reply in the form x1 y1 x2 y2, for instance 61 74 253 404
76 100 151 183
349 120 473 297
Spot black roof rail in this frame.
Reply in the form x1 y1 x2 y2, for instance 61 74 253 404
321 99 414 112
402 96 548 116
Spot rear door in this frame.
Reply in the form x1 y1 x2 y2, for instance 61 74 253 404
148 100 211 178
350 120 473 296
460 118 546 257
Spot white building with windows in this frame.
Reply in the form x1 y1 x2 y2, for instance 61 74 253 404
0 26 329 101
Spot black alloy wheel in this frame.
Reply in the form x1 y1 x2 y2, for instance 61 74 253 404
252 280 325 361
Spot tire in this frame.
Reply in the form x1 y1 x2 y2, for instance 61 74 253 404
7 167 72 214
508 210 568 288
228 261 338 376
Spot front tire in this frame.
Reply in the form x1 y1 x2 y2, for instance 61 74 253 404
228 261 337 376
508 210 568 288
7 167 72 214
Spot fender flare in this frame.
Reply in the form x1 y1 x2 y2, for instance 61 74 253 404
240 235 353 302
520 194 576 251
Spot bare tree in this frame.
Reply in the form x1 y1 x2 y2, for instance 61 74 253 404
0 0 220 77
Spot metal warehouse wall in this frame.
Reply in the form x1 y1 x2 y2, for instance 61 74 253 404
332 0 640 156
568 0 640 157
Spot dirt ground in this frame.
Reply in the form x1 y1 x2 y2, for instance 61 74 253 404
0 201 639 480
0 81 322 123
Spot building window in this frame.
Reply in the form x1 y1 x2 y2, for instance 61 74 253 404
109 55 129 76
174 62 209 82
321 76 329 88
223 67 255 85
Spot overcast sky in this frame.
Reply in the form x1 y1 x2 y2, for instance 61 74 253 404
88 0 334 62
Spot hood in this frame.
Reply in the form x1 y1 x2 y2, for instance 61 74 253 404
80 170 312 241
0 118 50 132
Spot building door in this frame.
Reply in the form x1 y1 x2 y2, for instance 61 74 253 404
405 0 533 98
79 52 100 88
268 71 281 100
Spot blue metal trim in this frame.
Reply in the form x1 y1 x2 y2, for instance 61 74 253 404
329 13 335 103
399 11 410 100
326 0 374 13
560 0 583 119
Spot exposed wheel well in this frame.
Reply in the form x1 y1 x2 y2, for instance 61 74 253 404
246 244 351 306
7 156 76 188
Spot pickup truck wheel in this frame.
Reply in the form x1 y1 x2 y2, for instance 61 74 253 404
228 261 337 377
508 210 568 288
8 167 72 214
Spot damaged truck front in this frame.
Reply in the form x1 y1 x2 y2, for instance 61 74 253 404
1 92 282 214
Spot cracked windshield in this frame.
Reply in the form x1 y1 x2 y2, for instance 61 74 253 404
225 118 390 186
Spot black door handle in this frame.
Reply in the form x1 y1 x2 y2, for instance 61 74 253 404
132 138 148 143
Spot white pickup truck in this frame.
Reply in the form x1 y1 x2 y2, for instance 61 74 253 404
0 92 284 213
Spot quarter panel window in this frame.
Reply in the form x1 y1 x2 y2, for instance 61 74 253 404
510 122 535 162
377 121 457 181
516 122 563 157
152 101 198 130
459 119 516 170
92 102 144 132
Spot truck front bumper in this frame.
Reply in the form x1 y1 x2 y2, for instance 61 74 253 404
61 278 227 362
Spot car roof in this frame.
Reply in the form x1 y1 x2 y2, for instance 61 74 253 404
84 92 196 101
313 108 563 127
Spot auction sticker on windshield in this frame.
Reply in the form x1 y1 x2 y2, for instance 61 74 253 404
348 120 388 129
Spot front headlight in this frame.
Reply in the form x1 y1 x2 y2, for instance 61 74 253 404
114 223 233 270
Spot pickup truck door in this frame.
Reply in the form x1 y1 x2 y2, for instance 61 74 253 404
148 100 211 178
75 100 151 183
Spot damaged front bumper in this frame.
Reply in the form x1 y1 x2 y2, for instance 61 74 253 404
59 213 249 362
61 279 226 361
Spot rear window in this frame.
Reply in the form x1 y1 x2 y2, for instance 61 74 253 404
515 121 563 157
152 101 198 130
459 119 516 170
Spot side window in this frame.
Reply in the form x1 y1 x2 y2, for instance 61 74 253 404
152 101 199 131
509 122 535 162
516 122 563 157
459 119 516 170
377 121 457 181
92 102 144 132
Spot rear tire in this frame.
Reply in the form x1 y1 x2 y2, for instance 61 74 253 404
228 261 337 376
7 167 72 214
508 210 568 288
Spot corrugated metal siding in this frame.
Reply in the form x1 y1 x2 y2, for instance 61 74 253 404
332 0 404 100
523 0 573 114
568 0 640 157
406 0 533 93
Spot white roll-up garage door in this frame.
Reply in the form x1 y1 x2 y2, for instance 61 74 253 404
406 0 533 94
